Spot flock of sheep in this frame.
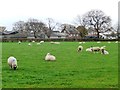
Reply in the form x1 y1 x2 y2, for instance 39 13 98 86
8 40 118 70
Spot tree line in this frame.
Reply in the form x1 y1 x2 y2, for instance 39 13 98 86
10 9 118 39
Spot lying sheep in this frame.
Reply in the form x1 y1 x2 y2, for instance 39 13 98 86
79 42 85 44
40 41 44 44
50 41 60 44
45 53 56 61
32 40 35 43
115 41 118 43
97 41 101 43
8 56 18 70
108 41 111 43
28 43 31 46
86 48 93 52
77 45 83 52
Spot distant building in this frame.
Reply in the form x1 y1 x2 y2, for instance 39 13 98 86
0 26 6 32
50 31 68 39
61 24 80 39
0 26 6 39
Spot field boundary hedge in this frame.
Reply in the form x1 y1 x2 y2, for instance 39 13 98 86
1 38 119 42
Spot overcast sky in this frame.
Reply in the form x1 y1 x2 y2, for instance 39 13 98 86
0 0 119 30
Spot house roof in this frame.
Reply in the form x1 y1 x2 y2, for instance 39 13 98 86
2 31 19 35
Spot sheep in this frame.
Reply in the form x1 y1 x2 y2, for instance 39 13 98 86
28 43 31 46
32 40 35 43
7 56 18 70
90 46 101 53
45 53 56 61
54 42 60 44
115 41 118 43
97 41 101 43
18 41 21 44
108 41 111 43
86 48 93 52
77 45 83 52
50 41 60 44
79 42 82 44
40 41 44 44
101 49 109 55
79 42 85 44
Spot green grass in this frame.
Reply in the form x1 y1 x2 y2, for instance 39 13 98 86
1 41 118 88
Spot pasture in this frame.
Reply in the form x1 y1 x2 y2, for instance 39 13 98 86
2 41 118 88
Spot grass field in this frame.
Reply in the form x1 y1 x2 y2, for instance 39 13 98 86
1 41 118 88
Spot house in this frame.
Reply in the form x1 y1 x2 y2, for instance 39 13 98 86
0 26 6 39
50 31 68 39
61 24 80 39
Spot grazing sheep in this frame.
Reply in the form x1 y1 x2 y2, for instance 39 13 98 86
18 41 21 44
90 46 101 53
8 56 18 70
45 53 56 61
101 49 109 55
77 45 83 52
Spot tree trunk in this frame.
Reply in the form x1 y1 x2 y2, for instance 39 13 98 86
33 31 37 38
96 29 100 39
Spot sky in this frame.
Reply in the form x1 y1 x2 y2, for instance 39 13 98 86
0 0 119 30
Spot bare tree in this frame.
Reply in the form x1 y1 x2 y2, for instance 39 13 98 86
73 15 86 27
82 10 111 38
25 18 46 38
12 21 25 32
12 21 27 37
45 18 58 38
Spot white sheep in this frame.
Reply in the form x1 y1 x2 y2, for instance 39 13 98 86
86 48 93 52
50 41 60 44
54 42 60 44
45 53 56 61
79 42 82 44
115 41 118 43
108 41 111 43
40 41 44 44
90 46 101 53
97 41 101 43
18 41 21 44
8 56 18 70
28 43 31 46
77 45 83 52
101 49 109 55
32 40 35 43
